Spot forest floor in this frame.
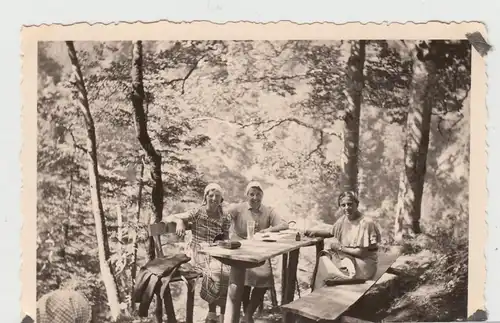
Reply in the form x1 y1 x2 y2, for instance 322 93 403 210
121 236 468 323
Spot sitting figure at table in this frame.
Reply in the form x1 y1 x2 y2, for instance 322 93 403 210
304 191 382 288
167 183 231 323
225 181 289 323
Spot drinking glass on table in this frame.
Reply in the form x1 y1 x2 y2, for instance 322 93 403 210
247 220 256 240
299 218 306 235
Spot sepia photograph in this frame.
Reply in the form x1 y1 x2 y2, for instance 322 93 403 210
24 22 486 323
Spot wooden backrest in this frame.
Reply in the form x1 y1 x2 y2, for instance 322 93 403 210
148 221 193 258
148 222 168 237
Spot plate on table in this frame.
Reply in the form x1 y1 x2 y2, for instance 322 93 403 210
279 229 299 234
254 232 282 241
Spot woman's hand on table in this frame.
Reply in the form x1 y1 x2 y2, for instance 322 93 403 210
304 229 316 237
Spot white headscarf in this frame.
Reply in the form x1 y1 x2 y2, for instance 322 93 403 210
202 183 224 205
245 181 264 195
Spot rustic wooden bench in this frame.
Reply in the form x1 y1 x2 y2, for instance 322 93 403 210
280 246 402 323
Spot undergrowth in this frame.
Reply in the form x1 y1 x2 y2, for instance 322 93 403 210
387 225 469 322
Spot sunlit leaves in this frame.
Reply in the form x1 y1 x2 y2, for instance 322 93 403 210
364 40 413 123
36 40 471 320
364 40 470 124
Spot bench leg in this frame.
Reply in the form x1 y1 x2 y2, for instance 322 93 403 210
185 280 195 323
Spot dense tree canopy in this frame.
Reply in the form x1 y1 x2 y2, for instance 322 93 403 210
37 39 471 322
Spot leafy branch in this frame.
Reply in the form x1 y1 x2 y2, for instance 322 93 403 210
193 116 340 160
67 125 88 154
163 54 207 94
240 117 341 139
238 72 312 84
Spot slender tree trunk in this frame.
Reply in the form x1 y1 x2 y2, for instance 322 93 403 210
65 41 122 321
130 40 165 323
130 159 145 312
130 41 164 225
60 168 74 259
394 41 437 241
341 40 366 193
116 205 123 255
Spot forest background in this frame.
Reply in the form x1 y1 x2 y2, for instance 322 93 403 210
36 39 470 322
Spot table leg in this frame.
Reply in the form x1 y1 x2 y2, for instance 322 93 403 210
283 249 299 304
310 240 324 291
224 266 246 323
281 253 288 305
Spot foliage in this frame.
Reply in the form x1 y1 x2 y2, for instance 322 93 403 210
37 40 471 322
36 41 219 313
384 224 468 322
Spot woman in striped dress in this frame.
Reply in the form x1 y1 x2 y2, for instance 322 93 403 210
167 183 231 323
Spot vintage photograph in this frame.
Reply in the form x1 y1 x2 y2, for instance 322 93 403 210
30 26 480 323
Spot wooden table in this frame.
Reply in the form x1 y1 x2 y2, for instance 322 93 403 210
198 232 322 323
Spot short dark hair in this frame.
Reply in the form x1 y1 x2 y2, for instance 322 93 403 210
338 191 359 206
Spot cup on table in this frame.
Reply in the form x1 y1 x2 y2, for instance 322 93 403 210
246 220 256 240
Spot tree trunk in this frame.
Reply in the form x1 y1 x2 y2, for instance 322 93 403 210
130 40 165 323
130 159 145 312
65 41 122 321
394 42 437 241
130 41 164 225
116 205 123 252
341 40 366 193
60 169 74 259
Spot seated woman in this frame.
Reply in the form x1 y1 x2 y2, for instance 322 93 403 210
226 181 289 323
166 183 231 323
304 191 382 288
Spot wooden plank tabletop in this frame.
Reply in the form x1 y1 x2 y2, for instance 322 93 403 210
198 232 321 264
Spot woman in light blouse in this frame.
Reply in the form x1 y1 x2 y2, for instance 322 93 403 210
226 181 288 323
305 191 382 287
